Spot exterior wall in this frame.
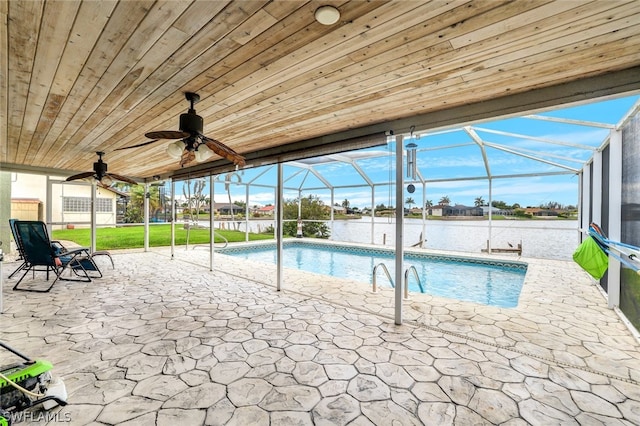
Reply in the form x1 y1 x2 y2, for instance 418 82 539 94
11 200 42 221
11 173 50 200
51 182 117 228
620 112 640 332
11 174 118 230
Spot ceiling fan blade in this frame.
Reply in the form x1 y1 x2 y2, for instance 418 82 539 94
203 137 246 166
106 173 138 185
145 130 190 140
66 171 95 182
114 139 161 151
180 150 196 167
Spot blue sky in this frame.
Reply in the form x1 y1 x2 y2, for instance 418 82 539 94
179 94 639 210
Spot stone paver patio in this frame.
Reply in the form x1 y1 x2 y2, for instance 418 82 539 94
1 245 640 425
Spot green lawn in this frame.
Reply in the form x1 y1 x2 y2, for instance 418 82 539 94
52 224 273 250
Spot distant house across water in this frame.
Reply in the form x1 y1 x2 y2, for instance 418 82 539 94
428 204 483 217
254 205 275 216
523 208 559 217
481 206 515 216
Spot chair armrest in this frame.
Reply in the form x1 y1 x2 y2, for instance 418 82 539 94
63 247 91 256
51 241 66 254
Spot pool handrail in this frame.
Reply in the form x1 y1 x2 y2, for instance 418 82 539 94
404 265 425 296
192 231 229 250
372 262 393 292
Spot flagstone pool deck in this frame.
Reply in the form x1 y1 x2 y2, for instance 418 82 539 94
1 244 640 425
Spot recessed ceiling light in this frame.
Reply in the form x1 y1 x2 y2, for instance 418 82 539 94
315 6 340 25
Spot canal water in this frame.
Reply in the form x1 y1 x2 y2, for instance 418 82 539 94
231 217 579 260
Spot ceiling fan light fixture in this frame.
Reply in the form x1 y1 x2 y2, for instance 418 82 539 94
195 144 213 162
167 141 184 159
315 5 340 25
100 175 113 186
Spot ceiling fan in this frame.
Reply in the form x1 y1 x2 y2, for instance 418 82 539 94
116 92 245 168
66 151 137 186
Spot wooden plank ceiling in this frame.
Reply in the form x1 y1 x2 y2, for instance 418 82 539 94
2 0 640 182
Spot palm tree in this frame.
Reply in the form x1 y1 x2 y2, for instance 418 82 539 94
182 179 205 221
439 196 450 206
225 172 242 230
341 199 350 208
125 184 161 223
405 197 415 211
474 196 485 207
424 199 433 216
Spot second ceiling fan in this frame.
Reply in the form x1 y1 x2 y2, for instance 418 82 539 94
117 92 245 167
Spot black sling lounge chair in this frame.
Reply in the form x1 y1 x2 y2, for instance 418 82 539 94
11 221 99 292
8 219 28 279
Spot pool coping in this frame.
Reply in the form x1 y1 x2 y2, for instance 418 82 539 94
217 237 528 269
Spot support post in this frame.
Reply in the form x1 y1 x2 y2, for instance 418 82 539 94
371 185 375 245
395 135 404 325
581 164 591 235
330 188 335 240
91 182 97 253
210 175 215 271
421 182 426 248
45 176 53 233
488 178 492 254
170 179 175 260
276 163 284 291
245 185 250 242
144 183 149 252
592 150 603 227
608 129 622 308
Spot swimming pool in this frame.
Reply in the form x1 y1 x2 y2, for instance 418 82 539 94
218 241 527 308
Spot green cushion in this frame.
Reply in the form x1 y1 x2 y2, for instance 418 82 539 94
573 236 609 279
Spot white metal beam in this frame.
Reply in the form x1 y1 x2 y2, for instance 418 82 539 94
482 142 581 173
464 126 492 179
472 126 597 151
326 153 375 187
523 114 615 129
288 160 334 189
482 140 586 165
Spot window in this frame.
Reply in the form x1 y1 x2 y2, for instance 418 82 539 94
63 197 112 213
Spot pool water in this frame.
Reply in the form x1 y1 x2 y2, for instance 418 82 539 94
219 242 527 308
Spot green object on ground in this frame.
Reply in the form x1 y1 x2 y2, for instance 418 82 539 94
573 236 609 279
0 359 53 388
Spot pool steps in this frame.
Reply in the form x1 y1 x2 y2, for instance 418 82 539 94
373 263 425 297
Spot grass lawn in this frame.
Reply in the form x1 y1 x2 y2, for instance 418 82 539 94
52 224 273 250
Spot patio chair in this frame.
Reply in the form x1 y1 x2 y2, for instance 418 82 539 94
9 219 109 278
8 218 28 279
11 221 100 292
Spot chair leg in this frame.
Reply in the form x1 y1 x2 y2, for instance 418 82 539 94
70 255 102 279
92 251 114 269
59 253 92 283
13 266 57 293
8 261 28 279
